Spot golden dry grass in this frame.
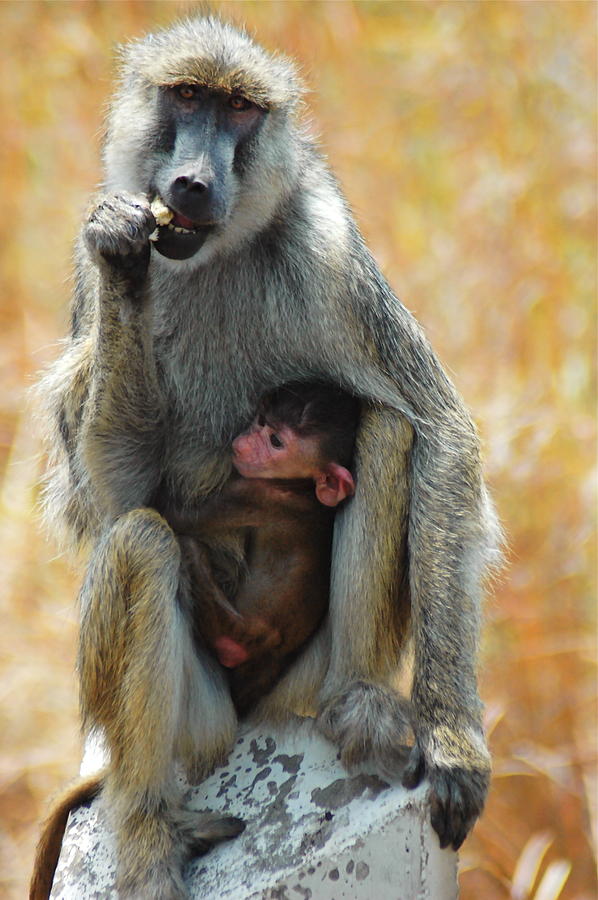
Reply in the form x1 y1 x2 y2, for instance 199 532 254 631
0 2 595 898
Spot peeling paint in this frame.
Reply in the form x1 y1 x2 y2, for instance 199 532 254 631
250 737 277 765
311 774 390 810
249 767 272 792
51 722 458 900
217 774 238 798
273 753 303 774
355 861 370 881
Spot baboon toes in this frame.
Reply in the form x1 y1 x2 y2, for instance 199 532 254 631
117 874 187 900
178 810 245 858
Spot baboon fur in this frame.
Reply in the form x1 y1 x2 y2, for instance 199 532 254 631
32 16 501 900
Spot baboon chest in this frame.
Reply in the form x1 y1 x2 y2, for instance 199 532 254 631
153 283 321 474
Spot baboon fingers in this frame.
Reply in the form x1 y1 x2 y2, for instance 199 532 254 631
430 776 469 850
424 761 489 850
84 192 155 267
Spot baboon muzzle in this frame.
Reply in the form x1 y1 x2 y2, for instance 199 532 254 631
152 108 234 260
153 221 215 260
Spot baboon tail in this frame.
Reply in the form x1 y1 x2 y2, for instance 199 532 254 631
29 773 103 900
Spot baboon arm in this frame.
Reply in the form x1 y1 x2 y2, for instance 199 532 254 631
325 285 495 750
314 292 496 847
29 773 103 900
42 244 165 537
372 308 490 720
77 249 165 517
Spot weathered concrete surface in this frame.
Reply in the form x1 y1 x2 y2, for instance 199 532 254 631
51 719 458 899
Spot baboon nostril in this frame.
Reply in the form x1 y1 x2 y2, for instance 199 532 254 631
174 175 208 194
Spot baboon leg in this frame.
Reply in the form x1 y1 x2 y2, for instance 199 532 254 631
317 407 413 771
79 508 240 899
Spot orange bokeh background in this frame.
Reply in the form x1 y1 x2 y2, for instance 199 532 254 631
0 2 595 898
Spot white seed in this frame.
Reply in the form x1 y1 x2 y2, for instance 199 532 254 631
150 196 174 226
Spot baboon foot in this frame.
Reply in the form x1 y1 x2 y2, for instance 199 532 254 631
116 807 243 899
177 808 246 858
117 864 187 900
318 680 412 776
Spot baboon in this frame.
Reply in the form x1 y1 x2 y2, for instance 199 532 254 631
170 381 360 714
33 15 501 900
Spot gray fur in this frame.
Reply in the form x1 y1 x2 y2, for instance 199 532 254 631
36 16 501 898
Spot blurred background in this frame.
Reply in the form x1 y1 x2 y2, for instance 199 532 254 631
0 1 595 898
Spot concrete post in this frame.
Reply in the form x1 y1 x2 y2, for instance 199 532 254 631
50 719 458 899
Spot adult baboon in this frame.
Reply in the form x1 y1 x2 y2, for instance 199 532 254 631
35 15 500 900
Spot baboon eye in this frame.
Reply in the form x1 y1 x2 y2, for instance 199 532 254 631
229 95 252 112
270 433 284 449
176 84 197 101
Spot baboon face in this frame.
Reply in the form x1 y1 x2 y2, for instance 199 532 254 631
150 85 267 260
103 18 305 264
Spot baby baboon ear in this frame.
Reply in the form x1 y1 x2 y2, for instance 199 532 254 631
315 464 355 507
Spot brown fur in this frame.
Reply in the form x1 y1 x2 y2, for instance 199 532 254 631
29 774 102 900
175 477 335 715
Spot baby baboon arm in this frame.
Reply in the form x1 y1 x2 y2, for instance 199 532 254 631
167 478 315 534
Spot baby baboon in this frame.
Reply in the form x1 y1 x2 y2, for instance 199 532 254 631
33 15 501 900
171 381 361 715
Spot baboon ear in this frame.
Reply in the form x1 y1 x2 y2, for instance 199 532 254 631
315 464 355 507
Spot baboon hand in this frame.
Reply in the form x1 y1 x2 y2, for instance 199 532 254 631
402 734 491 851
83 192 155 274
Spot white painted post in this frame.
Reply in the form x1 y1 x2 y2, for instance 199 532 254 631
50 719 458 899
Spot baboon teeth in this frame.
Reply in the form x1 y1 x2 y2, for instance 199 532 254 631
167 223 196 234
149 197 199 237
